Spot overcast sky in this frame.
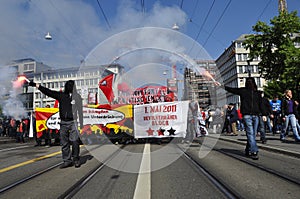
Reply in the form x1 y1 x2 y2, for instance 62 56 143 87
0 0 299 68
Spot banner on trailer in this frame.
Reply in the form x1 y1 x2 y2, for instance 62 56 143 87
80 104 134 136
133 101 189 138
35 107 60 138
35 104 134 138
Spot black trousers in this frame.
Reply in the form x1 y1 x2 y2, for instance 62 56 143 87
60 121 80 163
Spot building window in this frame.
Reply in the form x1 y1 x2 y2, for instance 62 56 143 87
24 63 34 71
256 78 262 87
238 66 243 73
237 54 242 61
236 42 243 48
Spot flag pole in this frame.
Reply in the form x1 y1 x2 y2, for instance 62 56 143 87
29 111 34 138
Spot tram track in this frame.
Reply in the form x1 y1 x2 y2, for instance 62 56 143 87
0 144 119 196
1 140 299 198
58 145 126 199
214 147 300 186
184 138 300 195
0 162 62 194
203 137 300 186
178 146 241 199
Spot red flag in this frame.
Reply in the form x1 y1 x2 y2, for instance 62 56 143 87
99 74 115 103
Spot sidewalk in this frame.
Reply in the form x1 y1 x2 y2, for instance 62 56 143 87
207 131 300 158
0 136 34 144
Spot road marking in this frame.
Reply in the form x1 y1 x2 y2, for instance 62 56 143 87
133 143 151 199
0 151 62 173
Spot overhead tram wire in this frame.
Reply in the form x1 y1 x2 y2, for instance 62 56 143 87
188 0 216 54
180 0 184 9
47 0 90 62
49 0 103 64
96 0 111 30
248 0 272 34
141 0 145 14
189 0 199 21
26 0 87 66
203 0 232 47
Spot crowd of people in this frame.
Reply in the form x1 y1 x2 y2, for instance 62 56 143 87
2 76 299 164
0 117 29 143
186 77 300 160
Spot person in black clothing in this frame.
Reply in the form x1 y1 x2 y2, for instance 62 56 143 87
217 77 266 160
226 103 238 135
29 80 83 168
258 91 273 144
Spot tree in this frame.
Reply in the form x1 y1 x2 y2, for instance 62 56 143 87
244 11 300 99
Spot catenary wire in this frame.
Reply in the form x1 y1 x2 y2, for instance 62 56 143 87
96 0 111 29
203 0 232 47
180 0 184 9
189 0 199 21
248 0 273 34
188 0 216 54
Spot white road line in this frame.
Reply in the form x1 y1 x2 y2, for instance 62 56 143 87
133 143 151 199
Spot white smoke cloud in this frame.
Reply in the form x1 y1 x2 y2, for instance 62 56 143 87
0 0 189 68
0 66 27 119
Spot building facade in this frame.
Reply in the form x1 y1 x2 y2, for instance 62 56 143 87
9 58 123 112
215 34 266 108
183 60 217 109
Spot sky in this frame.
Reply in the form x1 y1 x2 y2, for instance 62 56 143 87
0 0 300 68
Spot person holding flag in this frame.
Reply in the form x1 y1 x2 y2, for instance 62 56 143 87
29 80 83 168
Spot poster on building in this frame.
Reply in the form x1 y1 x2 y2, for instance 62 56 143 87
133 101 189 138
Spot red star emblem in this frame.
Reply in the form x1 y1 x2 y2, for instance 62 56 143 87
157 128 165 136
146 127 154 136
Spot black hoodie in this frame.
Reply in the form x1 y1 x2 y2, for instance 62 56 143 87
225 86 263 115
224 77 266 116
38 81 83 127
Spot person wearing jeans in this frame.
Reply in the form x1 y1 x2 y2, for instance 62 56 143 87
217 77 266 160
281 114 300 141
280 90 300 142
243 115 259 153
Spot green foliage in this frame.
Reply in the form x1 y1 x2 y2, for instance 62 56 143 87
244 11 300 99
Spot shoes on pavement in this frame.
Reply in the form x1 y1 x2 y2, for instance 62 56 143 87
59 162 73 169
250 152 259 160
260 139 267 144
74 160 81 168
245 151 250 157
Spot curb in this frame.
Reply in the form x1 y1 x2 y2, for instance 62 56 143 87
0 138 16 144
0 137 34 145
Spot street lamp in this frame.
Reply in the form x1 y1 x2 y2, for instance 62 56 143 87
172 23 179 31
45 32 52 40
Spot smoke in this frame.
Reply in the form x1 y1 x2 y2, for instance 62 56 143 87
0 0 189 68
0 66 27 120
